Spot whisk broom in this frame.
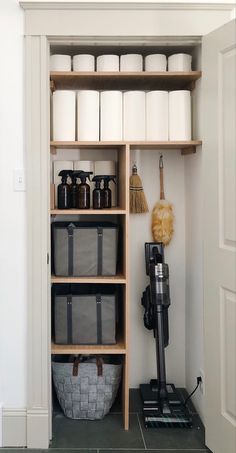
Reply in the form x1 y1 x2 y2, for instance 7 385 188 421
152 155 174 246
130 163 149 214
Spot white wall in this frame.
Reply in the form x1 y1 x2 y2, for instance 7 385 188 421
130 150 186 387
0 1 26 409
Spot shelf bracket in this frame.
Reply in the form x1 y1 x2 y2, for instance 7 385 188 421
50 145 57 155
50 79 56 93
184 80 196 91
181 146 196 155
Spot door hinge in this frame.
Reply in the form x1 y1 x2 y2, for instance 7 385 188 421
47 253 49 265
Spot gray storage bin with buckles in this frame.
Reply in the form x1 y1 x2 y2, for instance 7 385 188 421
52 222 118 276
53 284 117 345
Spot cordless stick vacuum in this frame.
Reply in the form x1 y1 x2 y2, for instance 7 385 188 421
140 243 192 428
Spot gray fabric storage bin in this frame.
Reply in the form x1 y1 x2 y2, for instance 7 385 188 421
52 356 122 420
52 222 118 276
53 285 117 345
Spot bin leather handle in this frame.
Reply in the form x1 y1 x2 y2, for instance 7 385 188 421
72 355 103 377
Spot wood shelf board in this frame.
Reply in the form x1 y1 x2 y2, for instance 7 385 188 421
50 140 202 154
51 208 126 215
129 140 202 149
51 274 126 284
50 71 201 91
50 141 126 149
51 340 126 355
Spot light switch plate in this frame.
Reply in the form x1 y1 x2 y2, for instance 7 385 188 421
14 169 26 191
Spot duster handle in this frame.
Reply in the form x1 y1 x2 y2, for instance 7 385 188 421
159 155 165 200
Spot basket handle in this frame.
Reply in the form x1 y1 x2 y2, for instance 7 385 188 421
72 355 81 376
72 355 103 377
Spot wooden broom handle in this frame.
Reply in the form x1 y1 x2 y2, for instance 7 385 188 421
159 155 165 200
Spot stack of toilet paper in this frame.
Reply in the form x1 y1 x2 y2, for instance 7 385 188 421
50 53 192 73
52 89 192 141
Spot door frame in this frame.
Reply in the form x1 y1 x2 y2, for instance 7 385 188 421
21 2 235 449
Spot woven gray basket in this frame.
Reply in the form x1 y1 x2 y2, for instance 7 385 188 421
52 357 122 420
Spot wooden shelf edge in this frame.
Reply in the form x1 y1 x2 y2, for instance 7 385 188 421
50 70 202 79
51 341 127 355
51 274 127 284
51 208 127 215
50 140 202 151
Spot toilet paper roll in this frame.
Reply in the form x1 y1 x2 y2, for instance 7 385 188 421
95 160 117 207
145 54 167 72
74 161 94 173
120 54 143 72
50 55 71 72
73 54 95 72
74 161 94 205
123 91 146 141
96 55 119 72
168 53 192 72
53 91 76 141
77 90 99 140
53 160 73 207
169 90 191 140
100 91 123 140
146 91 168 141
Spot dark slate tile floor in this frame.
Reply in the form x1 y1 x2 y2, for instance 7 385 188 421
0 389 211 453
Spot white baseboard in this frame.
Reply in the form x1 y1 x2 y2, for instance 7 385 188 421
2 407 49 448
3 408 27 447
27 409 49 449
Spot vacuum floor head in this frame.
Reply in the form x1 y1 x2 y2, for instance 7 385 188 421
143 409 192 428
141 382 192 429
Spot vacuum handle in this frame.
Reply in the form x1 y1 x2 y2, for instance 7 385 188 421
159 155 165 200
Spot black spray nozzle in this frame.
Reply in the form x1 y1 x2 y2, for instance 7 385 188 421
58 170 73 183
92 175 104 188
77 171 93 183
103 175 116 188
72 170 82 183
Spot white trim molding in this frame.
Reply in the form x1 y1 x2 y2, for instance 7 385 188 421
20 1 236 12
2 409 27 447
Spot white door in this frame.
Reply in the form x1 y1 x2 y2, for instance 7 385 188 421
202 19 236 453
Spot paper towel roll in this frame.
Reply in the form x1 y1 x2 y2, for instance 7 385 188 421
95 160 117 207
77 90 99 140
50 54 71 71
73 54 95 72
168 53 192 72
53 160 73 207
100 91 123 140
96 55 119 72
53 91 76 141
120 54 143 72
146 91 168 141
169 90 191 140
123 91 146 141
145 54 167 72
74 161 94 205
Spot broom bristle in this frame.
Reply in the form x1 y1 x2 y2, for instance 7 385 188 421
130 173 149 213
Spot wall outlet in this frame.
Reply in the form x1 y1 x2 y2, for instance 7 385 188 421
199 368 205 395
